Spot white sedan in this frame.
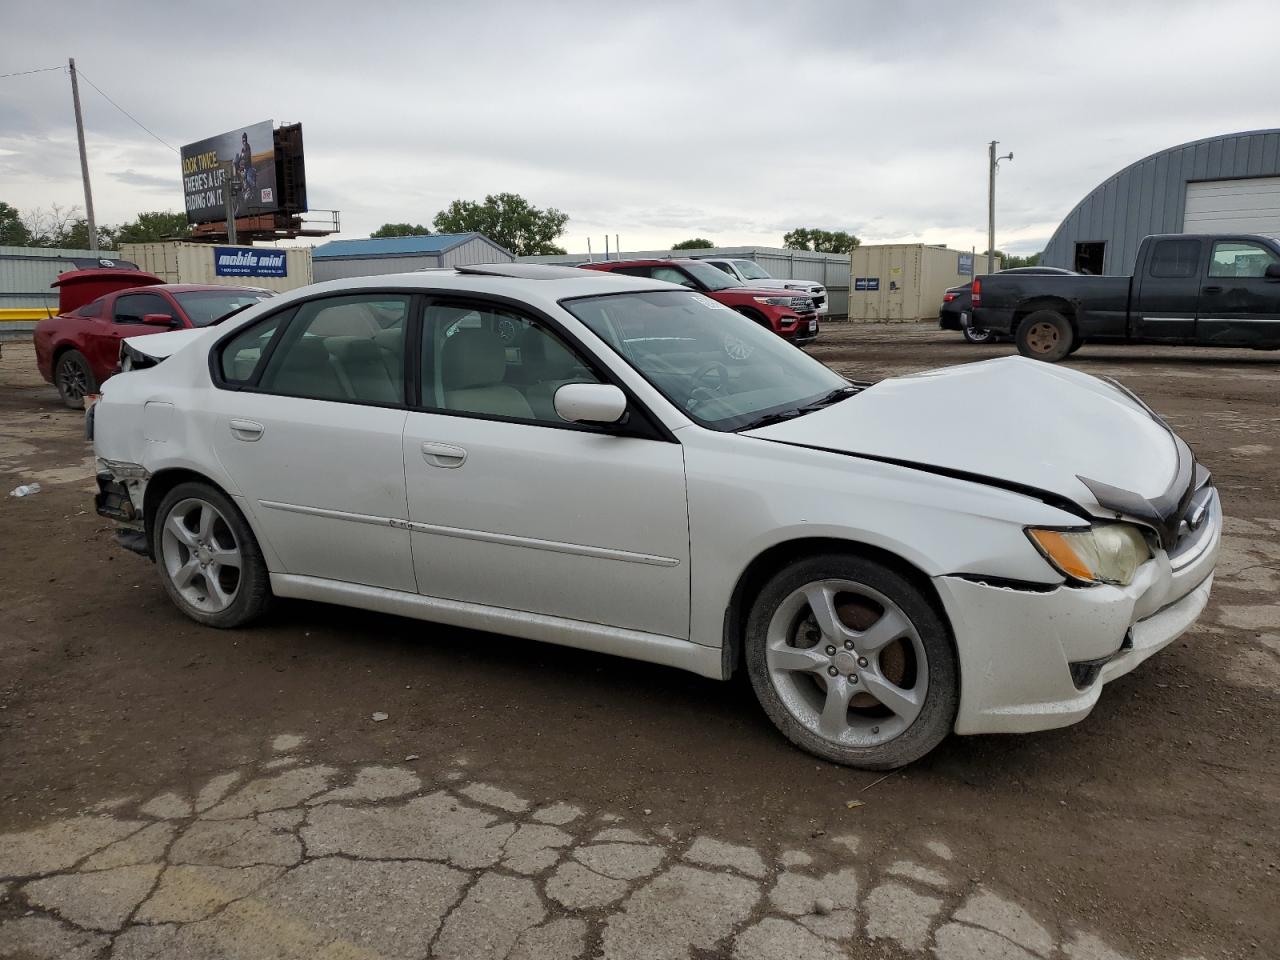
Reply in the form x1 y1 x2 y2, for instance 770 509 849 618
90 265 1220 769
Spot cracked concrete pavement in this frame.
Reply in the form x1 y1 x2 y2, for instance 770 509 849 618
0 735 1182 960
2 331 1276 960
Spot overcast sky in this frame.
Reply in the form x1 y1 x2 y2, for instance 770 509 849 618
2 1 1275 255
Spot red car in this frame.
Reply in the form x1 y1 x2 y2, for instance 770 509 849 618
580 258 819 344
35 281 272 407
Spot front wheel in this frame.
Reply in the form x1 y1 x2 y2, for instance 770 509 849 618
153 482 272 628
962 325 995 344
1015 309 1074 362
745 554 958 769
54 349 97 409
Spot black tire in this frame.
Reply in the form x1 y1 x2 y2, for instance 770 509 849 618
1015 309 1074 362
152 481 272 628
744 553 958 769
54 349 97 409
962 325 995 344
733 307 772 330
1068 338 1086 355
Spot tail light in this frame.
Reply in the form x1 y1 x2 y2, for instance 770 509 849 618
971 278 982 307
943 292 957 303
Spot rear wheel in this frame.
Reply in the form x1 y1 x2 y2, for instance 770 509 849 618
153 482 271 628
962 325 995 344
54 350 96 408
745 554 958 769
1068 338 1086 355
1015 309 1074 362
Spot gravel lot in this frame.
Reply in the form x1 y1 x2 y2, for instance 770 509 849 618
1 327 1276 960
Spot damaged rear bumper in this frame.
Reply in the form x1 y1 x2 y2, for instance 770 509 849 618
95 461 151 557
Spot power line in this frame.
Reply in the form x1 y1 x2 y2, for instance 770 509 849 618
73 67 179 153
0 65 65 79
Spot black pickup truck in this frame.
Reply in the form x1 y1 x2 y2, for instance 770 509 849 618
972 233 1280 361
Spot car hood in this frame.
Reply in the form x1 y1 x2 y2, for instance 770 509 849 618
723 285 817 299
122 326 208 360
745 356 1184 517
737 278 822 291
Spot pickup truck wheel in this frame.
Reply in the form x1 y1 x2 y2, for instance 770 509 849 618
962 325 995 344
1016 310 1074 362
745 553 958 769
153 482 272 628
1068 338 1086 355
54 350 96 409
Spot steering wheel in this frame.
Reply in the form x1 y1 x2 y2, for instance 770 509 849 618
687 360 730 410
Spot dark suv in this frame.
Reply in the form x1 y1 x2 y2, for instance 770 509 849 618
581 259 819 344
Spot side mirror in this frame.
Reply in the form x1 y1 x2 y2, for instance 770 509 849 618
142 313 177 327
1265 263 1280 280
554 383 628 426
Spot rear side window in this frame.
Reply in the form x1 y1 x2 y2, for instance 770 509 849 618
1148 240 1200 279
257 295 410 405
219 311 291 384
71 298 105 319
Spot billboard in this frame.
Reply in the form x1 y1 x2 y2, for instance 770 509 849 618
213 247 288 278
181 121 279 225
957 252 974 276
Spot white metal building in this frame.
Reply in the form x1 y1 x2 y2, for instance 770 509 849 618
522 246 852 316
312 233 514 281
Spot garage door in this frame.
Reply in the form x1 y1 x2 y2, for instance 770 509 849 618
1183 177 1280 236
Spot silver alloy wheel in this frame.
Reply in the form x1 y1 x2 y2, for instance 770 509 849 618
160 497 243 614
57 356 89 401
764 579 928 747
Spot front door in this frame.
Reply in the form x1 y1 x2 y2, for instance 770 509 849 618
402 300 690 639
1197 239 1280 346
209 293 415 591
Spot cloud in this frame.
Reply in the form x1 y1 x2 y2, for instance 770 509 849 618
0 1 1275 250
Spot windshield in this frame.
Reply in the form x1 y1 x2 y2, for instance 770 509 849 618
562 290 848 431
733 260 772 281
679 260 743 291
174 290 273 327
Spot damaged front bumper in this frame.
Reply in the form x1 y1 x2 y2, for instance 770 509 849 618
938 485 1221 735
94 460 151 556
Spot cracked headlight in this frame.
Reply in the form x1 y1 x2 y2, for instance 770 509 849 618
1027 524 1152 586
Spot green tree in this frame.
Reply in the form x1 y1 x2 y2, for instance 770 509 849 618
113 211 191 244
671 238 714 250
990 250 1041 269
370 222 432 239
0 202 32 246
432 192 568 257
23 205 115 249
782 228 860 254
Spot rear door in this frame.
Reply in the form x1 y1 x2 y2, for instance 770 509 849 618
208 292 416 591
1131 238 1203 341
1196 239 1280 345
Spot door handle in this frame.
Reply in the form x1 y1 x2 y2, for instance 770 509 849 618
1202 286 1223 295
421 441 467 468
229 419 264 442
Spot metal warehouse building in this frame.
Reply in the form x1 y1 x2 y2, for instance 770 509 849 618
312 233 514 281
1042 128 1280 275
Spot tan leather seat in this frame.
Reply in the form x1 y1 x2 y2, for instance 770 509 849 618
440 329 533 419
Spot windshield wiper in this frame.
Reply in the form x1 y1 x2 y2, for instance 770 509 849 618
734 386 859 432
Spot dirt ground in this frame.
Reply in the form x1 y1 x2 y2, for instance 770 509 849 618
0 327 1276 960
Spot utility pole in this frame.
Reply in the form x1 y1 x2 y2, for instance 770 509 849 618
222 160 238 245
68 58 98 252
987 140 1013 274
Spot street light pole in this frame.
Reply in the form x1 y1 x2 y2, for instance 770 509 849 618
987 140 1013 274
68 58 98 252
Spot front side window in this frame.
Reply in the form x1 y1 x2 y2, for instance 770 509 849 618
1148 239 1200 279
113 293 174 325
174 289 273 327
257 295 409 404
708 261 736 277
651 266 697 288
678 260 743 291
1208 240 1278 279
423 303 601 423
562 290 847 431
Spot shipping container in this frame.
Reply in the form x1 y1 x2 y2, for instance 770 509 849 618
119 242 313 292
847 244 1001 322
